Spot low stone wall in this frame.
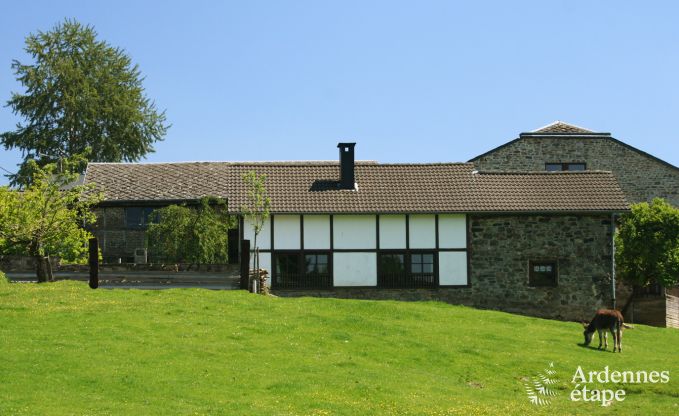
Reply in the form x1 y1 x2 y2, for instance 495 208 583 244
274 287 474 305
61 263 239 273
0 255 60 272
1 255 238 274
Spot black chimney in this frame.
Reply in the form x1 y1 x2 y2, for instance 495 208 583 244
337 142 356 190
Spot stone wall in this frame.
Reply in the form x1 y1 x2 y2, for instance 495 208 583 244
275 288 474 305
472 136 679 206
468 214 615 321
0 255 60 272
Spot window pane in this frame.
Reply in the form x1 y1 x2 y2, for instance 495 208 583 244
380 254 405 274
316 262 328 274
305 254 330 275
567 163 586 171
423 263 433 273
412 263 422 273
126 207 158 228
545 164 563 171
144 207 158 224
126 207 143 228
305 255 317 273
277 254 300 275
378 253 407 288
529 261 557 287
423 254 434 264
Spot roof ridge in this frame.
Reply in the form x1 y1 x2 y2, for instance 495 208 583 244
477 170 613 175
87 160 378 166
86 161 475 167
530 120 595 134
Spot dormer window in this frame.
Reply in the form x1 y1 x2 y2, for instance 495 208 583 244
545 162 586 171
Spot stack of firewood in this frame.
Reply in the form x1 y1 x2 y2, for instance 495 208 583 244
249 269 269 294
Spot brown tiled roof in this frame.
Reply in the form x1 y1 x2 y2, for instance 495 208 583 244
468 171 628 212
84 162 629 213
531 121 594 134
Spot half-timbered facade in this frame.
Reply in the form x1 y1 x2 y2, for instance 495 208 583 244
84 141 630 320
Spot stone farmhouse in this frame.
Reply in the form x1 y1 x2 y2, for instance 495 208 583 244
469 121 679 327
84 134 634 322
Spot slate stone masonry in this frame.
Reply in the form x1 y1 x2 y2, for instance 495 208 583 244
468 214 615 320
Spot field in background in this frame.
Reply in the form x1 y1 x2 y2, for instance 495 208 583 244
1 281 677 415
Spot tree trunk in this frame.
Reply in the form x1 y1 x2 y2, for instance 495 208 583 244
45 255 54 282
249 233 258 292
35 255 48 283
255 247 260 294
252 233 258 270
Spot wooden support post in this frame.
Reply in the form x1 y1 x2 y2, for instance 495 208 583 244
240 239 250 290
89 238 99 289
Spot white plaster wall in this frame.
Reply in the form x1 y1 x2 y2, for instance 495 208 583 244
409 214 436 249
438 252 467 285
273 215 301 250
333 252 377 286
243 218 271 250
439 214 466 249
303 215 330 249
379 215 406 249
333 215 376 249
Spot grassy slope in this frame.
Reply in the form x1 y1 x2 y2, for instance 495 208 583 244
0 282 677 415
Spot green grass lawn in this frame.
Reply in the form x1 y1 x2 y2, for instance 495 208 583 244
1 281 678 415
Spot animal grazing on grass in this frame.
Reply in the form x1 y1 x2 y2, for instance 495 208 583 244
582 309 633 353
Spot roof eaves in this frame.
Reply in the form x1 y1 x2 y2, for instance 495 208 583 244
607 136 679 172
467 136 522 162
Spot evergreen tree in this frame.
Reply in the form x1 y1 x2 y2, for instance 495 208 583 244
1 19 169 185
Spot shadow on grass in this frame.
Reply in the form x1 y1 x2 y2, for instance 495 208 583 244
576 343 616 353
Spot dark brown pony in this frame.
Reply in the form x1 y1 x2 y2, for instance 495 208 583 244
582 309 632 353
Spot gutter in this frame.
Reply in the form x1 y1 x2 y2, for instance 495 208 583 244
611 213 618 309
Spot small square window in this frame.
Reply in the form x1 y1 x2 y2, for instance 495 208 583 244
529 261 558 287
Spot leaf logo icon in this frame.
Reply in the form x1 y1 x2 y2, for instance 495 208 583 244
524 362 559 406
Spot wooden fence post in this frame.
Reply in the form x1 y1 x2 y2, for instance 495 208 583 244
89 238 99 289
240 239 250 290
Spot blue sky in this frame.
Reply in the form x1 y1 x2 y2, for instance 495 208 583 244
1 1 678 182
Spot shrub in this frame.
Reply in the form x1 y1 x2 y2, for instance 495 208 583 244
616 198 679 288
147 197 236 265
